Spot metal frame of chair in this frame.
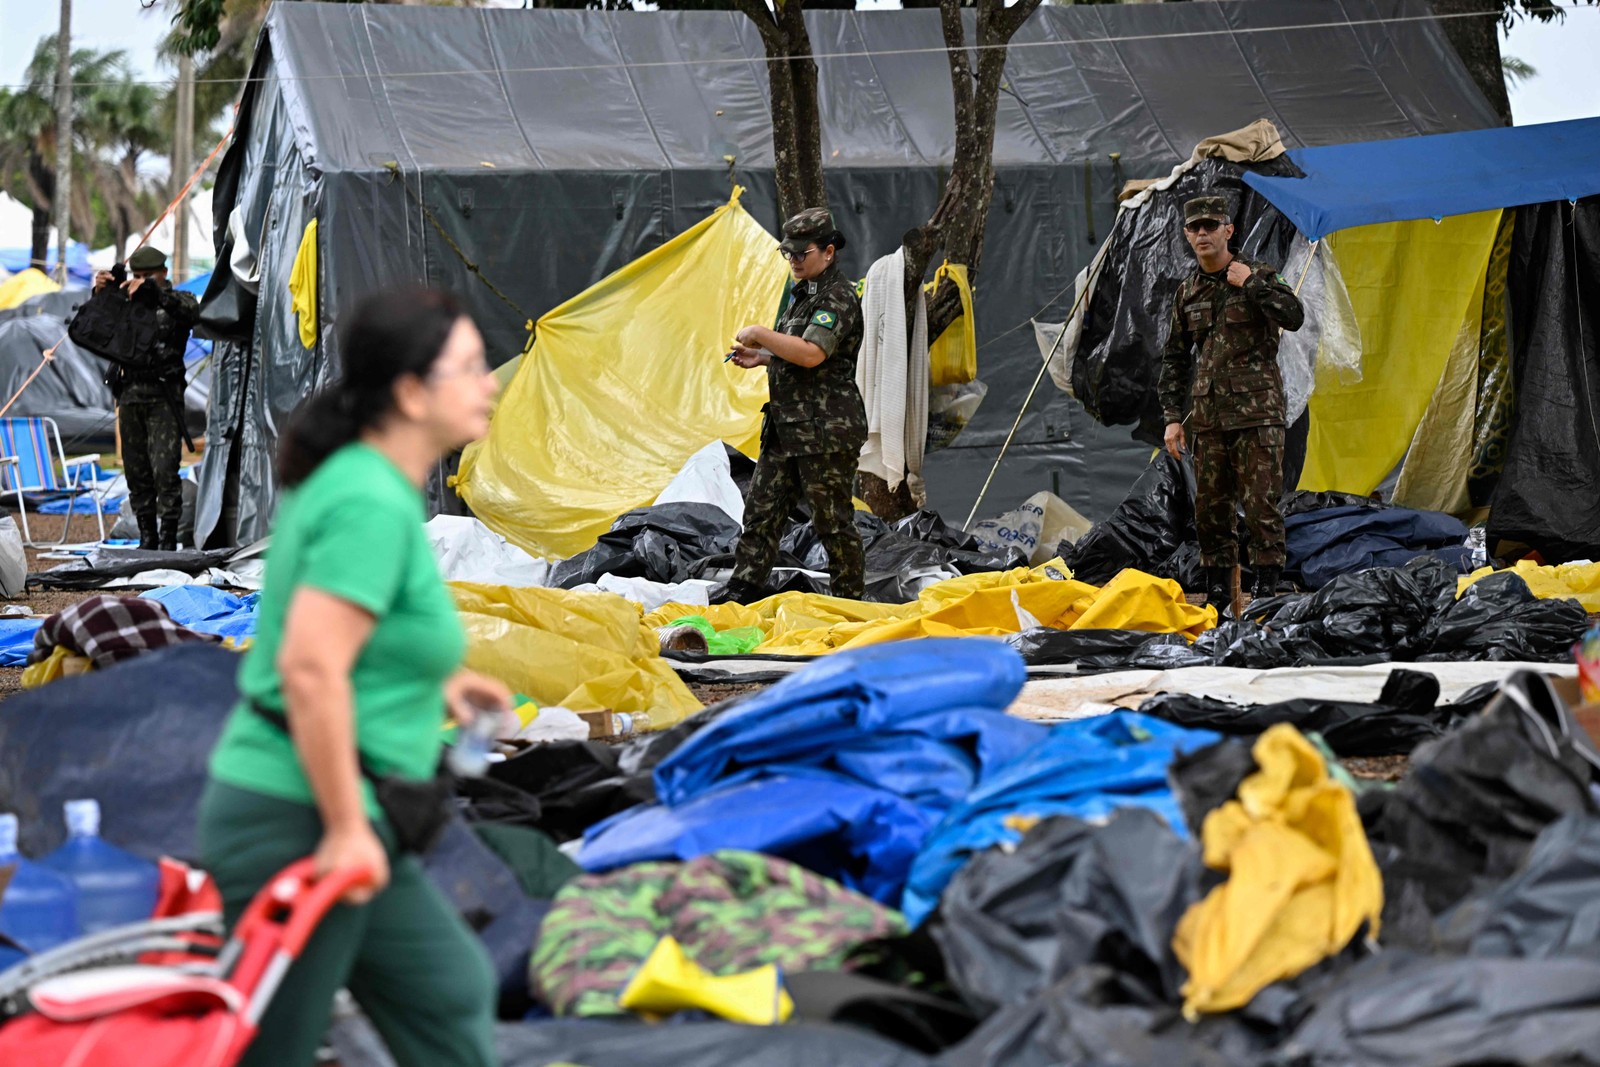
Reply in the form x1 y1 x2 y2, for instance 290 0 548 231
0 417 106 547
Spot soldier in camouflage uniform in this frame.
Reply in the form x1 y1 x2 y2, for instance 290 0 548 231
93 245 199 551
1158 195 1304 607
714 208 869 603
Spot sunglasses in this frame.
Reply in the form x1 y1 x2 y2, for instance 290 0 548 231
1184 219 1223 234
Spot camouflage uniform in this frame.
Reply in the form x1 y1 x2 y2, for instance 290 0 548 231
1158 197 1304 572
110 259 198 551
730 208 868 600
530 850 905 1017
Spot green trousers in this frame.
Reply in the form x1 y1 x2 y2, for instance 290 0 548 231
196 781 497 1067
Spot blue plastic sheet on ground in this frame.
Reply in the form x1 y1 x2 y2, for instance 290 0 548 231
577 772 935 905
655 638 1038 807
0 618 42 667
579 639 1040 905
1287 505 1469 589
900 712 1219 926
142 585 259 641
36 495 123 516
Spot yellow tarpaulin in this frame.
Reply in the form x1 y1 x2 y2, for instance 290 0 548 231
0 268 60 310
927 262 976 386
453 583 702 728
1174 725 1382 1017
643 565 1214 656
1460 560 1600 612
288 218 319 349
1300 211 1501 495
457 190 789 559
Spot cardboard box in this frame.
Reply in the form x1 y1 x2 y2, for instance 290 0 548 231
1548 674 1600 748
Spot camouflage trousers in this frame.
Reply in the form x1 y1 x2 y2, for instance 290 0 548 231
732 449 864 600
119 397 183 545
1193 425 1286 568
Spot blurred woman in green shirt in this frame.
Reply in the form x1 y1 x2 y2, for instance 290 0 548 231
200 288 507 1067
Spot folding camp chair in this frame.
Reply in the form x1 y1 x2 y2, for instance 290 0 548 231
0 417 105 547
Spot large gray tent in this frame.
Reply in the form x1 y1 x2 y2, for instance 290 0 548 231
197 0 1495 548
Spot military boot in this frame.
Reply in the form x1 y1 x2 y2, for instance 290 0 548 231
1204 565 1234 613
137 513 159 552
1252 564 1282 600
708 578 764 606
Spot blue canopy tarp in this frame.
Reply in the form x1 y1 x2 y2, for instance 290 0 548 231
0 244 94 288
1243 117 1600 240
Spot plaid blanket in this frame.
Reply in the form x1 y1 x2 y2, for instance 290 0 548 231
29 595 221 670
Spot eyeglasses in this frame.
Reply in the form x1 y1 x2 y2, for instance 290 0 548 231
1184 220 1223 234
779 246 819 264
428 360 493 382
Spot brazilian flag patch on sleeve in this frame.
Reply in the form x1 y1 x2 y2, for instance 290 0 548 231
810 310 838 330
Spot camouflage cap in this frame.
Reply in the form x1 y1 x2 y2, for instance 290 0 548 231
127 246 168 271
1183 196 1230 225
780 207 847 253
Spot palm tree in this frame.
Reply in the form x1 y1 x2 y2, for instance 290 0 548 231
80 77 166 255
0 37 127 269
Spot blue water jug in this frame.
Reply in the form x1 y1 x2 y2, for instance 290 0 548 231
0 813 79 968
38 800 159 934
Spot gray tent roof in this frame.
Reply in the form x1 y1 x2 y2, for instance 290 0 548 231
265 1 1493 176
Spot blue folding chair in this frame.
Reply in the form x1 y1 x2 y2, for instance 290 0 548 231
0 417 105 546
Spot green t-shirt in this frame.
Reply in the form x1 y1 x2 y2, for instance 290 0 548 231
209 443 465 815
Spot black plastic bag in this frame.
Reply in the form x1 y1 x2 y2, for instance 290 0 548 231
495 1018 932 1067
551 502 740 588
1139 668 1454 757
1423 571 1588 662
929 811 1202 1016
1004 627 1191 670
1060 453 1197 586
1168 739 1258 837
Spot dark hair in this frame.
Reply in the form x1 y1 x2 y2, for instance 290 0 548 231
277 287 467 488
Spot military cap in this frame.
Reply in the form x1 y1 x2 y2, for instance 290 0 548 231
1183 196 1230 225
779 208 847 254
127 246 169 271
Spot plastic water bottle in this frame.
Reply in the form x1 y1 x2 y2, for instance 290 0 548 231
0 813 79 965
37 800 159 934
445 704 508 778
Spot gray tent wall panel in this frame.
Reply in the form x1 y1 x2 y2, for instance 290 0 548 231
200 0 1495 547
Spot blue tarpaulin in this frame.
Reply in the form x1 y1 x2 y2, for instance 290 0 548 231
142 585 258 641
579 639 1042 904
1243 117 1600 240
0 618 42 666
0 243 94 287
1287 506 1469 590
900 712 1218 925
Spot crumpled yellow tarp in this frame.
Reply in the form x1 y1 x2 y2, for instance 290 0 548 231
453 583 701 729
643 565 1214 656
20 646 90 688
1460 560 1600 612
457 190 789 560
1173 724 1383 1017
288 218 318 349
0 268 60 310
619 936 793 1026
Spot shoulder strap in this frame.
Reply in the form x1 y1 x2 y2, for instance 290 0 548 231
248 700 389 784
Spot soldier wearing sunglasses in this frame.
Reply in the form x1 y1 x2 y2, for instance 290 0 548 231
1157 195 1304 609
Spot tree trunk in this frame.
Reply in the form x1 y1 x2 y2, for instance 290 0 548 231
29 208 51 272
1429 0 1512 124
736 0 828 222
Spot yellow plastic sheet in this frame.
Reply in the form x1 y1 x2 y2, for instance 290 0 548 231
0 268 60 310
20 646 91 688
927 262 976 386
1174 725 1383 1017
642 565 1214 655
458 190 789 559
453 583 701 728
1460 560 1600 612
1300 211 1501 494
288 218 319 349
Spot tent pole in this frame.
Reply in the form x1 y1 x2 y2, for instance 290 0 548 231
962 273 1094 531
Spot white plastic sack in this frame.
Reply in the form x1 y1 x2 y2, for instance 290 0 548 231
969 492 1094 566
571 574 713 613
653 441 745 527
0 516 23 597
426 515 550 587
927 380 989 453
514 706 590 745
